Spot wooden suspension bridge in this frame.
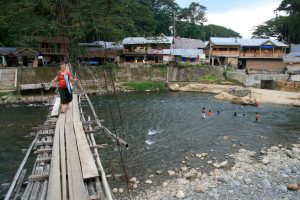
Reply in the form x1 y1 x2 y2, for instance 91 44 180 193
4 82 128 200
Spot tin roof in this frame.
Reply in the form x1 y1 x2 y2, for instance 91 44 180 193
210 37 240 46
15 48 40 56
172 49 204 58
79 41 122 49
173 37 206 49
291 44 300 52
210 37 289 47
122 36 173 45
0 47 17 55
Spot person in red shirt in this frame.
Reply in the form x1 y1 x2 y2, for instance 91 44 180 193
51 62 76 113
207 110 213 116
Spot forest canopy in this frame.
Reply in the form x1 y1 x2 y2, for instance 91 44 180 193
252 0 300 43
0 0 240 47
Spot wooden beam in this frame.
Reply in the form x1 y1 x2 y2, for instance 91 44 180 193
51 97 61 117
74 122 99 179
4 135 38 200
59 115 67 200
65 123 88 200
72 94 81 123
28 174 49 182
46 114 64 200
34 148 52 154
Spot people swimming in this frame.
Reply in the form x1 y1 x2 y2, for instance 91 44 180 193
201 107 206 119
233 112 237 117
207 110 213 116
255 112 260 122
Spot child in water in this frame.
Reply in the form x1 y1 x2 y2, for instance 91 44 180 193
207 110 213 116
255 112 260 122
202 107 206 118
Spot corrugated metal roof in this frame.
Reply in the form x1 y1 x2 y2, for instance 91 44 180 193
204 41 209 47
210 37 240 46
0 47 17 55
284 56 300 63
122 37 173 45
287 52 300 57
210 37 289 47
291 44 300 52
172 49 203 58
79 41 122 49
173 37 206 49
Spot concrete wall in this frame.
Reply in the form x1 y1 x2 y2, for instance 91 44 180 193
227 71 288 87
168 66 224 82
246 59 284 72
16 64 224 86
292 75 300 81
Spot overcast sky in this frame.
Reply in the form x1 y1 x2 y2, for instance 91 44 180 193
175 0 283 38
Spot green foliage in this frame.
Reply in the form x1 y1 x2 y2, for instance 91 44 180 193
177 63 210 68
0 0 241 52
197 74 220 83
123 81 166 91
252 0 300 43
176 22 241 40
252 16 291 41
178 2 207 24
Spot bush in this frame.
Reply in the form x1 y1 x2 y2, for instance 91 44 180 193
177 63 210 68
197 74 220 83
123 81 166 91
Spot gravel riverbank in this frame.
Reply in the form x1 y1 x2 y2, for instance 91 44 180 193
118 141 300 199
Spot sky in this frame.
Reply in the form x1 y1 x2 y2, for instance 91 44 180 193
175 0 283 38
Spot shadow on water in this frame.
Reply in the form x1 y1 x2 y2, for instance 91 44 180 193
0 103 49 197
88 91 300 195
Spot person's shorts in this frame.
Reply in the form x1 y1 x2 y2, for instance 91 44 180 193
58 88 72 104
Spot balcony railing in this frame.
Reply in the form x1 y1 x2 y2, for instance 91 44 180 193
211 50 285 58
123 49 146 54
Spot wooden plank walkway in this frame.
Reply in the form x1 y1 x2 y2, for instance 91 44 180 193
15 94 114 200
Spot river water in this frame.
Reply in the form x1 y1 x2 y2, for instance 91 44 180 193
88 92 300 194
0 92 299 197
0 103 49 197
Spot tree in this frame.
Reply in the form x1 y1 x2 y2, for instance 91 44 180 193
178 2 207 25
175 22 240 40
252 0 300 43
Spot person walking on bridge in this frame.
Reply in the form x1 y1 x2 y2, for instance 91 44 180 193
51 62 76 113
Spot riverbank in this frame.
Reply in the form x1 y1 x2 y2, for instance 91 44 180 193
128 142 300 199
168 83 300 107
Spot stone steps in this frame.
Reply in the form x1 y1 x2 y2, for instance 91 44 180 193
0 68 17 91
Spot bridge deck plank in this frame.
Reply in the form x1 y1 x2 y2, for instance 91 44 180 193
46 114 65 200
59 115 67 200
65 107 88 200
74 122 99 179
50 97 60 117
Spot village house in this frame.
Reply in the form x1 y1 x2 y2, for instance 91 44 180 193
34 36 69 65
172 36 206 63
14 48 40 67
283 44 300 75
78 41 123 65
122 36 173 63
208 37 289 73
0 47 17 67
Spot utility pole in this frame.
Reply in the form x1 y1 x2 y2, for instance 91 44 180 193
173 10 176 36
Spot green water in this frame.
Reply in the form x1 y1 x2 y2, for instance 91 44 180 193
0 103 49 197
88 92 300 193
0 92 299 198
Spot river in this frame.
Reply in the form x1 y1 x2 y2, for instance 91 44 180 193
88 92 300 196
0 92 299 198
